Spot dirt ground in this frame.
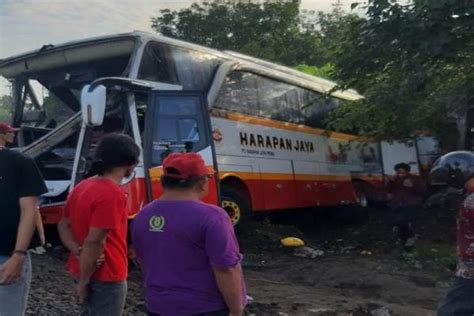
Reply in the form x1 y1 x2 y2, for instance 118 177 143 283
26 204 457 315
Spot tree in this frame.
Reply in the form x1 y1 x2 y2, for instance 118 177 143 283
294 63 334 79
151 0 325 66
326 0 474 148
0 95 12 122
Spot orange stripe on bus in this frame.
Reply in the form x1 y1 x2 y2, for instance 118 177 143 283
215 111 361 142
149 167 163 179
149 165 216 180
220 171 352 182
152 167 356 182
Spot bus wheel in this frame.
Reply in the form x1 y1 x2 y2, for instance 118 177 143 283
221 187 250 229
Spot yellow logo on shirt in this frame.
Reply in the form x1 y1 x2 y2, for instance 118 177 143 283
149 215 165 232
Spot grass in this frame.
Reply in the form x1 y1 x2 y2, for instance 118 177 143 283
403 241 457 271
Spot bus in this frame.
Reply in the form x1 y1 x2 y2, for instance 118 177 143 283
0 31 437 227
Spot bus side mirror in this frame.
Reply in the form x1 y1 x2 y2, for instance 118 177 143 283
81 84 106 126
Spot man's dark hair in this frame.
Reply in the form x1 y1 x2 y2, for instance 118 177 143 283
394 162 411 172
160 167 204 190
93 133 140 175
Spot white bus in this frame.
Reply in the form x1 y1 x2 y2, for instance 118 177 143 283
0 31 435 227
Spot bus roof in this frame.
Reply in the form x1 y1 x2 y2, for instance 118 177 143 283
0 31 363 101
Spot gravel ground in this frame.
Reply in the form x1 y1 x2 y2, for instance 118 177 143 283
27 251 147 316
25 205 454 315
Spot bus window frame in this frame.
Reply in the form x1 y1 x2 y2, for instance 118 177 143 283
143 90 218 202
211 67 345 129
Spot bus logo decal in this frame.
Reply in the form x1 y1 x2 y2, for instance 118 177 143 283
213 127 223 144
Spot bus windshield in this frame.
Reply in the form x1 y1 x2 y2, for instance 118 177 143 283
138 41 223 92
10 53 134 147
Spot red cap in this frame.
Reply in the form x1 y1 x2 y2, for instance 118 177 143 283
162 152 214 180
0 122 20 134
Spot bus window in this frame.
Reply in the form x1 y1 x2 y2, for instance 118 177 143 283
138 41 222 92
171 47 221 91
301 90 341 129
179 119 200 143
213 70 345 129
213 71 259 116
138 42 177 84
256 75 305 124
148 96 206 166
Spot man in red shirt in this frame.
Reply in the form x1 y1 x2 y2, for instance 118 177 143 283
58 133 140 316
386 162 425 251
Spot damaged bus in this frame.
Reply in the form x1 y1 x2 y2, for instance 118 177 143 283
0 31 434 227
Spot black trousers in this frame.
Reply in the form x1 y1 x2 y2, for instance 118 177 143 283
437 276 474 315
393 205 417 244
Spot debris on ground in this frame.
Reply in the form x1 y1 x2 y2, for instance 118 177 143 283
294 246 325 259
370 306 392 316
281 236 305 247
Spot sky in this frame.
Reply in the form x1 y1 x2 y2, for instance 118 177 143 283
0 0 358 95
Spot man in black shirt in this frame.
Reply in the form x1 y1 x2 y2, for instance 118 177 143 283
0 122 47 316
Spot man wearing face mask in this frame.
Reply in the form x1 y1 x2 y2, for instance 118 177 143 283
131 153 247 316
386 162 425 251
0 122 47 316
58 133 140 316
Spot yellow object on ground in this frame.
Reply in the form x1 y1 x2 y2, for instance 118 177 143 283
281 237 305 247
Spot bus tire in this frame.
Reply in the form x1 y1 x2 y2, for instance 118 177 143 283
220 186 251 229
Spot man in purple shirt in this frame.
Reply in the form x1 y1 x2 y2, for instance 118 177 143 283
131 152 247 316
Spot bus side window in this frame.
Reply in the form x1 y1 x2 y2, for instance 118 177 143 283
214 71 258 115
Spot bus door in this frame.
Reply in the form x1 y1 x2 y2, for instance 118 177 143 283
143 91 218 204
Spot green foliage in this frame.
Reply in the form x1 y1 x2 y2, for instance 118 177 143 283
411 242 458 271
326 0 474 143
294 63 334 79
151 0 325 66
0 95 12 122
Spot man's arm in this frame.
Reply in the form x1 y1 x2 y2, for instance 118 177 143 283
75 228 108 304
213 264 244 316
464 194 474 218
58 218 81 256
79 228 108 283
205 213 245 315
385 177 395 199
0 196 39 284
15 196 39 252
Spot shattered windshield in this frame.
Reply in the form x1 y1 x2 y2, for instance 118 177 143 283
9 54 133 147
